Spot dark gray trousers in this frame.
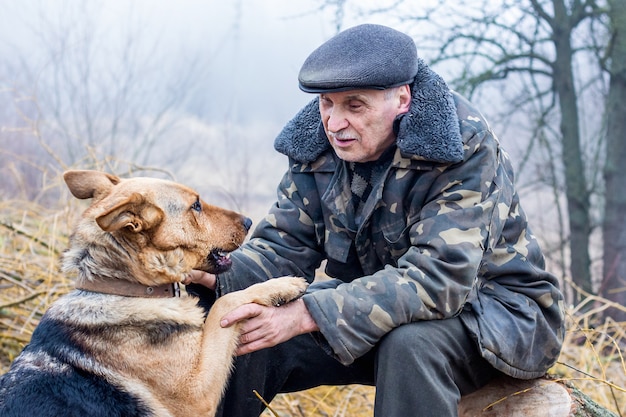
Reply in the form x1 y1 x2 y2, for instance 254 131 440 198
215 316 500 417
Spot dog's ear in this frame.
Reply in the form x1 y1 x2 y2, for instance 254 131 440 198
95 193 164 233
63 170 122 201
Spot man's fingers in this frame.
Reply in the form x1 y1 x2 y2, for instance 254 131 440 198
235 331 276 356
185 270 217 290
220 303 263 327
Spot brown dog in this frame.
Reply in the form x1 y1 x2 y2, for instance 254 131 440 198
0 170 308 417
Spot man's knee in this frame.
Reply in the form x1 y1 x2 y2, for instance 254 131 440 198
377 318 471 365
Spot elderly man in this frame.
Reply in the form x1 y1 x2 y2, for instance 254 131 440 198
188 24 564 417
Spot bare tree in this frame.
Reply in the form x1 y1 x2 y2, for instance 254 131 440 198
0 1 204 201
601 0 626 320
433 0 608 303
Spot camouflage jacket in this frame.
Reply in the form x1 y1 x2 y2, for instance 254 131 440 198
217 60 565 379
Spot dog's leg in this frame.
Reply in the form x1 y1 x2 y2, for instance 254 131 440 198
231 276 309 308
189 277 308 416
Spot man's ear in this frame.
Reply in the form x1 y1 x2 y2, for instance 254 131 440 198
95 192 164 233
397 84 412 113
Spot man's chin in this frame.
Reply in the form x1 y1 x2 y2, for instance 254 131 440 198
334 150 377 163
333 146 363 162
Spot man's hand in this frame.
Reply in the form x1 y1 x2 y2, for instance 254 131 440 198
220 298 319 356
184 270 217 290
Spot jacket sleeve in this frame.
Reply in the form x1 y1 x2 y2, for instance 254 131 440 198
303 129 505 365
216 165 325 295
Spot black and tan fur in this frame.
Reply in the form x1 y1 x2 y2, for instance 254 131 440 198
0 170 307 417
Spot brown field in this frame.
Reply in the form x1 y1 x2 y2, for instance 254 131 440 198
1 192 625 416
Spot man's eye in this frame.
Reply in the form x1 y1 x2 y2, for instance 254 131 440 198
191 199 202 212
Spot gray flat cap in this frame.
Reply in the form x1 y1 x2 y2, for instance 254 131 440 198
298 24 419 93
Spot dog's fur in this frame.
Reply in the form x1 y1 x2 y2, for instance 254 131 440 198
0 170 308 417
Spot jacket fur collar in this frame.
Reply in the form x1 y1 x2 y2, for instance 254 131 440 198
274 59 464 164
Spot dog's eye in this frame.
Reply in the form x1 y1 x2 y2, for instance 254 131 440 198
191 199 202 212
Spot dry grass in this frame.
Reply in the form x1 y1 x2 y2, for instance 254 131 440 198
1 197 625 416
0 197 75 368
552 303 626 415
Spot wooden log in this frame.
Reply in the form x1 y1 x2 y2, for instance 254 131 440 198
458 376 618 417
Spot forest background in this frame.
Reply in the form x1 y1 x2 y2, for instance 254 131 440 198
1 0 625 415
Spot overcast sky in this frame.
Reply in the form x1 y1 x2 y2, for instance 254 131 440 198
0 0 336 121
0 0 413 122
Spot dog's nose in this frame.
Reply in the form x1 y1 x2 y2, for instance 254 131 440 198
243 217 253 232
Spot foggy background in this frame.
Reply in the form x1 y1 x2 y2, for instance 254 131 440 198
1 1 340 222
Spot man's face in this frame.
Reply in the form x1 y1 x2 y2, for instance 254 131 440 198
318 86 411 163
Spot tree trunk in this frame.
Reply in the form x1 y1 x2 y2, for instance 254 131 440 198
458 376 618 417
549 0 593 299
602 0 626 322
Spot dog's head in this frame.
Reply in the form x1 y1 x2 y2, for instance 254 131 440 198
61 170 252 286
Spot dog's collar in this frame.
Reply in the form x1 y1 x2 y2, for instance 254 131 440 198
76 277 181 298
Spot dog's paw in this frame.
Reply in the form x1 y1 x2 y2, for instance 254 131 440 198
250 277 308 307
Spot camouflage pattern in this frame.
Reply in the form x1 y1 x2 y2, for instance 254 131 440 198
217 91 564 380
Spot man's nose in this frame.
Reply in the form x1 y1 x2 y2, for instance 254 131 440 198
326 109 349 132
